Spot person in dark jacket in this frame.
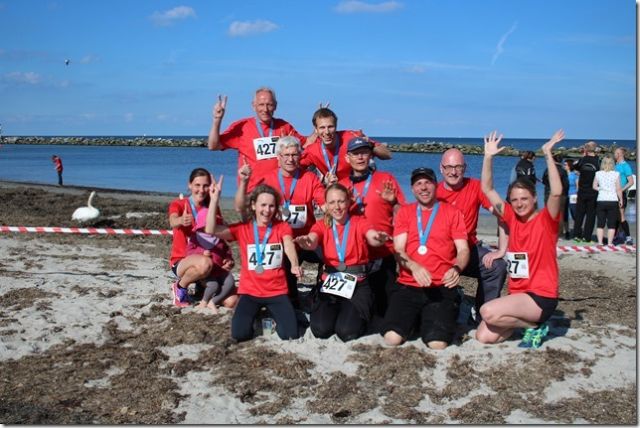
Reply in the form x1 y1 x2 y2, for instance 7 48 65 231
571 141 601 243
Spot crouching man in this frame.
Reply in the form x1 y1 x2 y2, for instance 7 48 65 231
381 168 469 350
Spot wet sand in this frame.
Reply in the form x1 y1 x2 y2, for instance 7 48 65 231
0 181 636 424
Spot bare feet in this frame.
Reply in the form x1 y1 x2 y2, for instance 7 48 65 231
206 301 219 315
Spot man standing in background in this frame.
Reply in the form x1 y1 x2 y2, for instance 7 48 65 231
572 141 600 243
51 155 63 186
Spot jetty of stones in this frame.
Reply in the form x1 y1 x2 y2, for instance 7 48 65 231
2 136 635 160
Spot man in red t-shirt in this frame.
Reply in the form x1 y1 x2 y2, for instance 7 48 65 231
51 155 63 186
300 107 391 186
339 137 406 318
383 168 470 350
436 148 508 322
207 87 309 192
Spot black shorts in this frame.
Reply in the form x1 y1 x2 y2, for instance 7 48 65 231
526 292 558 324
382 283 461 345
171 261 180 276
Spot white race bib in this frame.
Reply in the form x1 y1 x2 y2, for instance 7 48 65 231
253 136 279 160
284 204 308 229
247 243 283 271
506 252 530 279
320 272 357 299
569 194 578 204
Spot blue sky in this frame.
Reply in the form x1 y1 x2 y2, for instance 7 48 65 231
0 0 636 139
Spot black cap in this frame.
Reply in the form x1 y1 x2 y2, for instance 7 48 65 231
346 137 372 152
410 167 437 185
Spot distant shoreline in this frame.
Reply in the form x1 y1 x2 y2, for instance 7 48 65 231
1 136 635 159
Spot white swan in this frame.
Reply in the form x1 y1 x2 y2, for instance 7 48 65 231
72 191 100 222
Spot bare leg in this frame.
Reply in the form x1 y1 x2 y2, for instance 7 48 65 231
475 293 542 344
607 227 615 245
596 228 604 245
176 255 213 288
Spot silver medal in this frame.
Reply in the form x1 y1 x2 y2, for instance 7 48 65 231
255 265 264 274
282 206 291 218
337 263 346 272
418 245 427 255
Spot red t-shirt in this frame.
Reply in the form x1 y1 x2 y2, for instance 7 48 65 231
300 130 383 182
260 169 325 237
339 171 406 258
501 204 560 298
310 216 373 272
436 178 492 246
53 158 63 172
219 117 305 192
228 220 293 297
394 202 468 287
168 198 224 267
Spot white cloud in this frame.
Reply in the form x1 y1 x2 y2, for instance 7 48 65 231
491 22 518 66
334 0 403 14
3 71 41 84
228 20 279 37
150 6 196 27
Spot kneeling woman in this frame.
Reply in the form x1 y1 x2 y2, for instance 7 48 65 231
477 130 565 348
295 183 389 342
206 179 303 341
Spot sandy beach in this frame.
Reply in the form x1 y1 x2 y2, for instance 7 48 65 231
0 181 636 424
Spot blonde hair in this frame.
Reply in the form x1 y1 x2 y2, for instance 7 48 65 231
600 155 615 172
323 183 351 227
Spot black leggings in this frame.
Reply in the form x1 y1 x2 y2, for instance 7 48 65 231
596 201 619 229
202 272 235 305
231 294 299 342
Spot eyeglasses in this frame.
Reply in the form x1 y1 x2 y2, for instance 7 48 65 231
441 164 466 173
279 153 300 158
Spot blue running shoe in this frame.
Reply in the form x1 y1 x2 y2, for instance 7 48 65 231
172 280 191 307
530 323 550 349
518 328 536 348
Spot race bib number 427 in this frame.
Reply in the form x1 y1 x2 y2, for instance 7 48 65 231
253 136 279 160
321 272 357 299
506 252 530 279
247 243 283 271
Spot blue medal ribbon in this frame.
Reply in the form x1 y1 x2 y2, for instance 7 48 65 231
416 203 439 251
320 134 341 174
331 215 351 266
352 173 373 212
252 221 273 268
277 169 299 211
255 117 274 138
188 196 198 222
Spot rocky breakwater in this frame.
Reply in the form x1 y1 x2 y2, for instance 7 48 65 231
386 140 636 160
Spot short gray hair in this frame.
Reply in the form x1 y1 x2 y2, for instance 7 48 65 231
276 135 301 155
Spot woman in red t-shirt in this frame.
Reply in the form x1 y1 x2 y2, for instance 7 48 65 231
206 178 303 341
168 168 238 310
295 183 389 341
477 129 565 347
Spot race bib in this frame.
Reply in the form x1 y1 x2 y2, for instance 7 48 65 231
247 243 283 271
321 272 357 299
506 252 530 279
284 204 308 229
253 136 279 160
569 194 577 204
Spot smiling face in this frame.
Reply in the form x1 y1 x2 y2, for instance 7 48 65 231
278 145 301 175
411 177 436 207
439 149 466 190
325 187 350 223
508 187 536 219
251 192 277 226
252 90 277 123
314 116 337 146
188 175 211 206
346 147 372 174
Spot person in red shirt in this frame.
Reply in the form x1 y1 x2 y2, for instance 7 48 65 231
295 183 390 342
477 130 565 348
51 155 63 186
383 168 470 350
234 135 326 305
206 177 303 342
168 168 238 309
436 148 508 322
300 107 391 186
206 87 309 193
339 137 406 318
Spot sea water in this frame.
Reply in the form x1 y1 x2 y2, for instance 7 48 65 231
0 139 635 220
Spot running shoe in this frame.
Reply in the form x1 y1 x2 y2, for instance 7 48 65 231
529 323 549 349
518 327 536 348
172 280 191 307
625 237 634 246
573 237 584 243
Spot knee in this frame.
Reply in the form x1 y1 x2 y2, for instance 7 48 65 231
222 294 239 309
475 324 497 344
335 325 362 343
196 258 213 277
383 330 404 346
425 340 448 350
310 322 334 339
479 303 498 325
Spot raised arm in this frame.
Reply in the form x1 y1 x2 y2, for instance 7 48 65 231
234 157 251 214
205 174 233 241
207 95 227 151
540 129 565 219
481 130 506 217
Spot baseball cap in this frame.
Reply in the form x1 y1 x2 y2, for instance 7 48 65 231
347 137 372 152
410 167 437 185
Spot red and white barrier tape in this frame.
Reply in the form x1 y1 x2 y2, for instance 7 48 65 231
0 225 173 236
556 244 635 254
